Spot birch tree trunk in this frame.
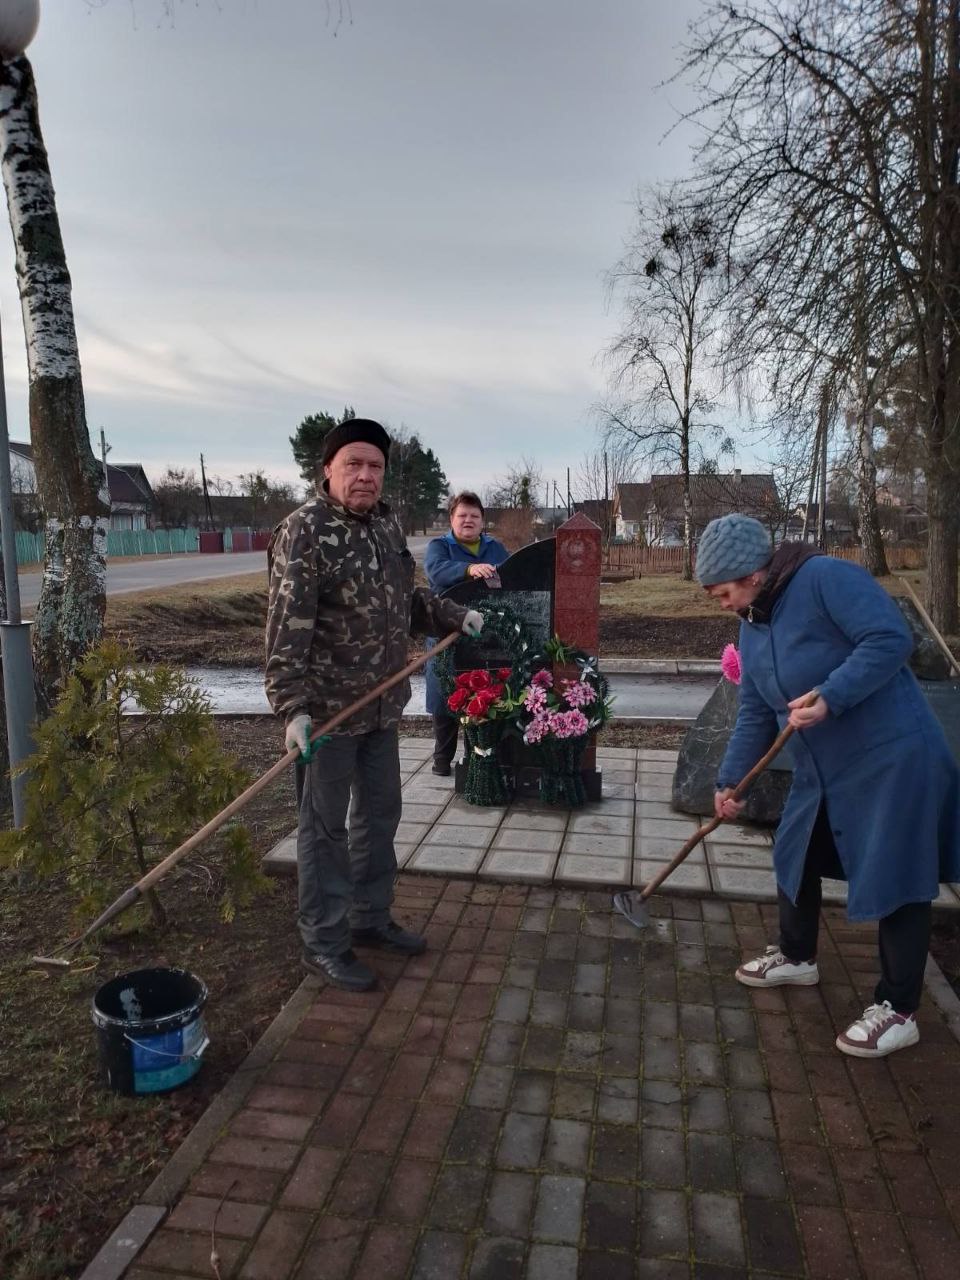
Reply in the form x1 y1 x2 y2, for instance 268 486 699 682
0 56 107 710
855 401 889 577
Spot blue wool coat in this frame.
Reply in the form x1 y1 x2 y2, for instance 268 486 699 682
717 556 960 921
423 531 510 715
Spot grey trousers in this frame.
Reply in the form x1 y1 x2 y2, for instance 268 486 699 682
295 726 402 955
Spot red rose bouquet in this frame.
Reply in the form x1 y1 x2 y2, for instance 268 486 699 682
446 667 516 805
446 667 514 723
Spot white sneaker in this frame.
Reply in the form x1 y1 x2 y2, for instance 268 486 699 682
836 1001 919 1058
735 945 820 988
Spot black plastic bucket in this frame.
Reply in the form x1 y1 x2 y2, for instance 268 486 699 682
91 967 209 1096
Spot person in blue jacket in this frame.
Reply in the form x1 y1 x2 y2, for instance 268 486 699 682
423 491 510 774
698 514 960 1059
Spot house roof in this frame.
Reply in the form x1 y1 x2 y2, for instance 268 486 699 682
616 473 776 524
614 483 652 522
10 441 153 508
573 499 612 525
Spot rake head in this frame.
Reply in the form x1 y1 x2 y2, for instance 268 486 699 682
611 890 653 930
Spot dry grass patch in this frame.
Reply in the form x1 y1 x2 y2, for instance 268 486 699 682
601 574 717 617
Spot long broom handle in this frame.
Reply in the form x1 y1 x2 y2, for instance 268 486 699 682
897 575 960 677
64 632 462 947
637 691 818 903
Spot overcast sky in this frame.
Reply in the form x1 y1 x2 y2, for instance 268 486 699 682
0 0 749 500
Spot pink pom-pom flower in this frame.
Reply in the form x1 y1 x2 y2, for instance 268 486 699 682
721 644 741 685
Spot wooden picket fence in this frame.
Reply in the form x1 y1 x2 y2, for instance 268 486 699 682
602 542 927 577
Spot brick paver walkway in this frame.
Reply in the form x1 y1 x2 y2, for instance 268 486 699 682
112 877 960 1280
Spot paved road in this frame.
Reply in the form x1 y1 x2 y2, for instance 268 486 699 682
16 535 434 614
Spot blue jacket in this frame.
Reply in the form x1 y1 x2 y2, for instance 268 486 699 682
718 556 960 921
423 531 510 714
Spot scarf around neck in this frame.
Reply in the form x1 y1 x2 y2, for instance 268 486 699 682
740 542 822 624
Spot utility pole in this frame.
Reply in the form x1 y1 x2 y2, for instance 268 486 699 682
100 428 110 513
566 467 572 514
603 452 610 544
200 453 215 531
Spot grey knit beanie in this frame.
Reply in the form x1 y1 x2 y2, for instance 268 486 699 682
695 514 772 586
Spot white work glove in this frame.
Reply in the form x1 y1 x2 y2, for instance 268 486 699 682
462 610 484 638
285 713 315 761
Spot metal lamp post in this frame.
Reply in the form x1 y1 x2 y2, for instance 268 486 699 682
0 0 41 826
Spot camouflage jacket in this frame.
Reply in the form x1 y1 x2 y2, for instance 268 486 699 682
265 489 468 734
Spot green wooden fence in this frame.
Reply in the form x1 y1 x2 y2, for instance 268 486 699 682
15 527 203 566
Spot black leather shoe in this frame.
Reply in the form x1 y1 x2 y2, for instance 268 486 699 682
431 760 451 776
301 948 377 991
351 920 427 955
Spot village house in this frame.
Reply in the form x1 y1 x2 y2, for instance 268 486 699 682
8 441 155 531
612 470 778 544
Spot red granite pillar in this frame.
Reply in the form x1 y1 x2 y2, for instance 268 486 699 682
554 512 601 654
554 514 602 788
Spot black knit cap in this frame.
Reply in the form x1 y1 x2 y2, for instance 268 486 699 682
321 419 391 466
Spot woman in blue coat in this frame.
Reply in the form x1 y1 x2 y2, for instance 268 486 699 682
423 491 510 774
698 514 960 1059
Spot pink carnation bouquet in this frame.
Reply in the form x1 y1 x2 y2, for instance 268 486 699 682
721 644 741 685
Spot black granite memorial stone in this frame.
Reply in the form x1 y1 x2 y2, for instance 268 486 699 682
441 537 556 653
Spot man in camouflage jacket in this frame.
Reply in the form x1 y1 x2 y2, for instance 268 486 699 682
266 418 481 990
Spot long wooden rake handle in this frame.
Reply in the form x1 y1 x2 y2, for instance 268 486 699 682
34 632 461 965
897 575 960 677
636 691 820 904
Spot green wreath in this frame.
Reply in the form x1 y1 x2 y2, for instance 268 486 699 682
435 600 540 806
519 635 614 807
541 635 613 732
435 599 540 701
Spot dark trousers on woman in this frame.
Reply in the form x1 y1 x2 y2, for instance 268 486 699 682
779 805 931 1014
433 712 458 769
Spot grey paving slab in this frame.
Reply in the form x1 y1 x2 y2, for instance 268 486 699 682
491 827 565 853
423 824 494 849
502 808 569 831
712 865 778 901
408 844 487 874
576 797 635 817
635 859 712 892
439 800 507 826
401 801 448 823
636 816 700 839
601 769 638 786
634 782 674 801
396 821 430 845
705 843 774 869
561 833 632 857
556 854 630 885
481 849 558 882
402 787 455 805
706 822 773 847
394 842 417 867
567 813 633 835
635 837 705 863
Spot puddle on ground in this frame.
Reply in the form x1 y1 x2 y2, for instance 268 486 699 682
165 668 717 720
